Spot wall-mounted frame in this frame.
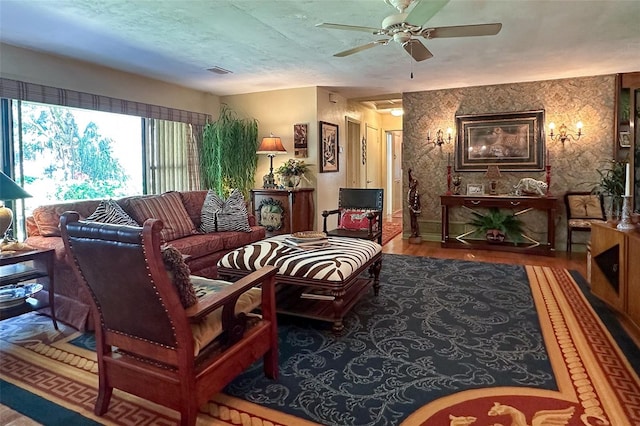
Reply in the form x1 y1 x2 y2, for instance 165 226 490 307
319 121 339 172
619 130 631 148
455 110 545 171
294 123 308 158
467 183 485 195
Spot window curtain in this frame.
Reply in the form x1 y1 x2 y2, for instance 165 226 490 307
0 78 211 126
187 124 203 190
146 119 190 194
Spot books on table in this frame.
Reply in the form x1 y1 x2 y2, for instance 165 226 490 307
283 232 329 249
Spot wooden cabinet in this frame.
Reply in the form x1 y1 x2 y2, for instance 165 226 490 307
590 222 640 340
250 188 314 237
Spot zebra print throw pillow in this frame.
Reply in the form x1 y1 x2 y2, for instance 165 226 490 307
85 199 140 226
200 189 251 233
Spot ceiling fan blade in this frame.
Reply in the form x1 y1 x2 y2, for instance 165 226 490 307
426 23 502 38
405 0 450 26
402 39 433 62
316 22 383 34
334 40 388 57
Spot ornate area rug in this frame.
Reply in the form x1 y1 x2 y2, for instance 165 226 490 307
381 221 402 245
1 255 639 426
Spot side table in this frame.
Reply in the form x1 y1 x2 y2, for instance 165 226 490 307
251 188 315 237
0 248 58 329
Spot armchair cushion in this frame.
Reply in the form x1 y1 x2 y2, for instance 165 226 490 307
338 208 379 231
161 245 197 308
86 199 140 226
189 275 262 356
127 191 197 241
200 189 251 233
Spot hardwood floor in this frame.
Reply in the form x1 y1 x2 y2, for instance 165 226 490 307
381 216 588 278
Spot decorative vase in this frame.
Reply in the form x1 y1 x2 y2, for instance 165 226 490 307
486 229 505 243
289 175 301 188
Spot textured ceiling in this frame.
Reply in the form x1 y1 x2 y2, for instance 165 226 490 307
1 0 640 103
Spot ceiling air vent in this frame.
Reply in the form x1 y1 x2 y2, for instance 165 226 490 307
206 66 233 75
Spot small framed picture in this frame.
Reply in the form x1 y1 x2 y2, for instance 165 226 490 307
619 131 631 148
467 183 485 196
294 123 308 158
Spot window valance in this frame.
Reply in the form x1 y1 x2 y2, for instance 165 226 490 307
0 77 211 126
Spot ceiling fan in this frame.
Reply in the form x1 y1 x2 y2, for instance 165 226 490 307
316 0 502 62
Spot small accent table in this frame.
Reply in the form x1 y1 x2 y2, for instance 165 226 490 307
250 188 314 237
0 248 58 329
440 195 558 256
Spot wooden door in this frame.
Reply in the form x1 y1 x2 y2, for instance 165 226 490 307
365 124 382 188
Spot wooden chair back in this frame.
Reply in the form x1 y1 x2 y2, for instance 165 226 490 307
60 211 278 426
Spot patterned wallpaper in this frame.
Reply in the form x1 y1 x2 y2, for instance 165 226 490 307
403 74 616 250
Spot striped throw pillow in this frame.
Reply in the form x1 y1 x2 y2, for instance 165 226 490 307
85 199 139 226
127 191 197 241
200 189 251 233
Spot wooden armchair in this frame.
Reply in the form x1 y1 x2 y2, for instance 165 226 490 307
564 191 607 253
322 188 384 244
60 212 278 426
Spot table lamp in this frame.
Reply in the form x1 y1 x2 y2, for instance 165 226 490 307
0 171 32 239
257 134 287 188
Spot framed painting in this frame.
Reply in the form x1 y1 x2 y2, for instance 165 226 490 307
455 110 545 171
294 123 308 157
319 121 339 172
619 130 631 148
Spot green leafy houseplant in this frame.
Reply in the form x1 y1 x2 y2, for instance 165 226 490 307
200 105 259 199
593 160 626 219
468 207 524 243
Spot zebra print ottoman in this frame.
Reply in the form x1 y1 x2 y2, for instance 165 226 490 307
218 235 382 332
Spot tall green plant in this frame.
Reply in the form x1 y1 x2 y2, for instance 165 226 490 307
201 105 259 198
593 160 626 217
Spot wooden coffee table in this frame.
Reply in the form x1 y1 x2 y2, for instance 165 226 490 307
218 235 382 332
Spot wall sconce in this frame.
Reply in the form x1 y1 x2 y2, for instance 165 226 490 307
428 128 453 147
548 121 582 144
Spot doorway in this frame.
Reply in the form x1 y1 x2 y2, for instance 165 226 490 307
345 117 361 187
386 130 403 216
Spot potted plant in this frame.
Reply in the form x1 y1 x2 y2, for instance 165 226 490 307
276 159 310 188
593 160 626 220
200 105 259 199
468 207 524 243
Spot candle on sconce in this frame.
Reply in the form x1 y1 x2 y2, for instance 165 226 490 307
625 162 631 197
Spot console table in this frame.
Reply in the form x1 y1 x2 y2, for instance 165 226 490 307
440 195 558 256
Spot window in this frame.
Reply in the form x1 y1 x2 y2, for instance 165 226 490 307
3 99 200 240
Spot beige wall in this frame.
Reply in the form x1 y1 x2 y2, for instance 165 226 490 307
403 74 616 249
0 44 219 116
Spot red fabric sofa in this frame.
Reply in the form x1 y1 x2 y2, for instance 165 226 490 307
25 190 265 331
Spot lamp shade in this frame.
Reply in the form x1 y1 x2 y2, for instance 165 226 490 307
0 172 31 239
257 136 287 154
0 172 31 200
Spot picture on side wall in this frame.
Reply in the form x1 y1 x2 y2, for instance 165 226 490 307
619 130 631 148
319 121 339 172
455 110 545 172
294 123 308 157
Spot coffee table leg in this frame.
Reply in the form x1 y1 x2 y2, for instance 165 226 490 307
370 259 382 296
